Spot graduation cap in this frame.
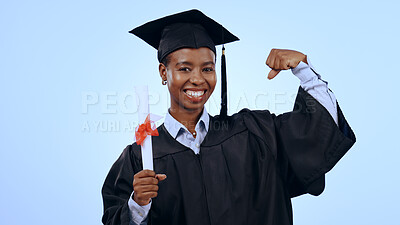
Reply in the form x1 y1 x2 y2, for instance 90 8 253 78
130 9 239 117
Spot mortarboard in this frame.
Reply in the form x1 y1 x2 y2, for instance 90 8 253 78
129 9 239 117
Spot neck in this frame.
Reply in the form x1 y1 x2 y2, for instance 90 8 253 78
169 107 203 134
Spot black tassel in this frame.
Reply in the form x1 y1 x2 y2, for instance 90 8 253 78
220 45 227 118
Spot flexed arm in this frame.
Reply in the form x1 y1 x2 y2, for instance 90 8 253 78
265 48 338 124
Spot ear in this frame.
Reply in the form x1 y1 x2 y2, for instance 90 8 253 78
159 63 167 81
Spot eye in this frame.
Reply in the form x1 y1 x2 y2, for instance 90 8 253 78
203 67 214 72
178 67 191 72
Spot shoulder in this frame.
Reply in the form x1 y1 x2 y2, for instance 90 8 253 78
202 109 276 146
212 108 275 125
230 108 277 131
117 143 142 168
236 108 276 120
116 144 144 173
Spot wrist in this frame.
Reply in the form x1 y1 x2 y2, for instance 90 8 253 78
302 54 308 65
133 193 151 206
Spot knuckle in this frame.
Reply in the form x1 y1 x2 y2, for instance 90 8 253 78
153 178 159 185
133 186 141 192
140 178 149 185
144 178 153 184
143 169 151 175
147 178 155 184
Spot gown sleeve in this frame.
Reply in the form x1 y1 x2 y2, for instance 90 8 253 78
277 87 355 197
244 87 356 198
101 145 143 225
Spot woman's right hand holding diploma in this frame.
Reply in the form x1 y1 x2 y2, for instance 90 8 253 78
132 169 167 206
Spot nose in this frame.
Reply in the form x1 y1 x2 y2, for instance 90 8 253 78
189 69 205 85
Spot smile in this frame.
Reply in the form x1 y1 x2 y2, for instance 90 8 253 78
184 90 206 102
185 90 205 97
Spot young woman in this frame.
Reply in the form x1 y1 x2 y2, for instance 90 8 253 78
102 10 355 225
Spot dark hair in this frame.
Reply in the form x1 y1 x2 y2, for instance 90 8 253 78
160 54 171 67
160 49 217 67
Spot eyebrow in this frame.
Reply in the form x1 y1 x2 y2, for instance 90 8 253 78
202 61 215 66
175 61 193 66
175 61 215 67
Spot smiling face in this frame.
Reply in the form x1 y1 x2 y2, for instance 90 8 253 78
159 47 216 117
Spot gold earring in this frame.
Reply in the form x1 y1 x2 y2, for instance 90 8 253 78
162 80 167 85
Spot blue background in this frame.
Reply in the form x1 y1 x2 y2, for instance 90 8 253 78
1 0 399 224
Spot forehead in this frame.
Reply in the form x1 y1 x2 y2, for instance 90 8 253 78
168 47 216 63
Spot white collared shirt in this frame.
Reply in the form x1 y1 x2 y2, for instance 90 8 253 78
163 108 210 154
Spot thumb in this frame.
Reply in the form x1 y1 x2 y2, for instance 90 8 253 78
155 174 167 181
268 69 281 80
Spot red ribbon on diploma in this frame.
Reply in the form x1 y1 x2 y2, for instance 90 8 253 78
135 114 159 146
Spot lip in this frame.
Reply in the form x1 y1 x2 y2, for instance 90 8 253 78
183 88 207 103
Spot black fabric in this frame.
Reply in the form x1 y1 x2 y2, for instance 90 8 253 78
101 87 356 225
157 22 216 62
129 9 239 62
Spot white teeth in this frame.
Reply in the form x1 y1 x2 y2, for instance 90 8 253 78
186 90 205 97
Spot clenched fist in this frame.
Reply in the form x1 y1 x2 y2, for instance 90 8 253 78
266 49 308 79
132 169 167 206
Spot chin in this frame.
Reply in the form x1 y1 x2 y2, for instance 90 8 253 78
181 100 207 111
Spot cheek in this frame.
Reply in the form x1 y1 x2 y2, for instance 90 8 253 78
167 73 185 92
207 74 217 92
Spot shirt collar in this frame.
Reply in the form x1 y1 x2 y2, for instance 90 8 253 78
164 107 210 139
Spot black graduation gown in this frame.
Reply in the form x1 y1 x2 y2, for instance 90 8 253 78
101 87 356 225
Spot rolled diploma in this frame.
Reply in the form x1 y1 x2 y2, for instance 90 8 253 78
135 86 153 170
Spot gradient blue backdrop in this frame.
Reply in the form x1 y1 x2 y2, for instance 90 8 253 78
1 0 399 224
